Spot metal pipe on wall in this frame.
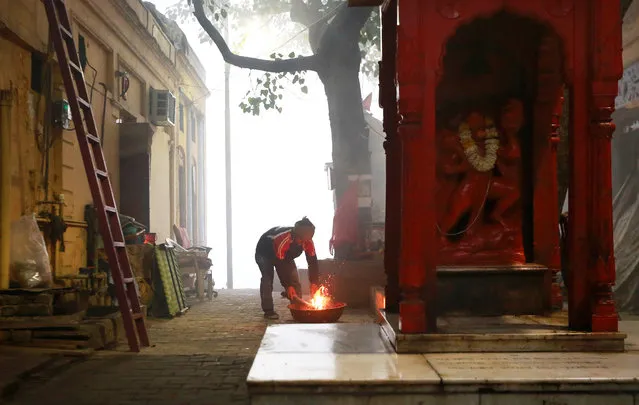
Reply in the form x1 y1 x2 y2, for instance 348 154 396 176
0 89 13 290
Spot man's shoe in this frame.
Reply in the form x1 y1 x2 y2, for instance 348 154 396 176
264 311 279 320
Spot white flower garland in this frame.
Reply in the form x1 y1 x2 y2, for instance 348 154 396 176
458 118 500 172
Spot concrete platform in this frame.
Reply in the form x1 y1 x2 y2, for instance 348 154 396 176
247 322 639 405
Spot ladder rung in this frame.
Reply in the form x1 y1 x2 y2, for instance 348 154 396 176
59 25 73 40
87 134 100 144
113 242 126 248
78 98 91 110
105 206 117 214
95 169 108 179
132 312 144 320
69 61 83 75
124 277 134 284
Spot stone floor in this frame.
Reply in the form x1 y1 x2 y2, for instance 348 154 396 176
1 289 375 405
248 320 639 405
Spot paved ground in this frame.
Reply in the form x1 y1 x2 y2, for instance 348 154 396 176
3 289 374 405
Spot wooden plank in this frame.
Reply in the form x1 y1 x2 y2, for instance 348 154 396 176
0 311 87 330
32 330 91 339
0 322 80 330
0 345 94 357
21 339 90 350
0 311 86 324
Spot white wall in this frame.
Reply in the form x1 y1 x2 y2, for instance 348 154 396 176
149 128 172 241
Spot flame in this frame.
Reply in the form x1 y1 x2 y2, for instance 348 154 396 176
310 285 331 310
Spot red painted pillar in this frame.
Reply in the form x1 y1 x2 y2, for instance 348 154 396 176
567 0 592 331
533 35 564 311
381 0 400 313
396 0 430 333
589 0 621 332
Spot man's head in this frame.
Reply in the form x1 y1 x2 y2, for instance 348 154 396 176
293 217 315 242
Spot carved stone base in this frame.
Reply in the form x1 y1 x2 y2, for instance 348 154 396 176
437 264 552 316
377 309 627 354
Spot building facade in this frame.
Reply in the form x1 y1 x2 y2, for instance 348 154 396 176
0 0 208 287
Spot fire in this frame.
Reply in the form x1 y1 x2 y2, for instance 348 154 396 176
310 285 331 310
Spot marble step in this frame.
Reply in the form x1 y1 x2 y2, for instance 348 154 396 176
247 323 639 405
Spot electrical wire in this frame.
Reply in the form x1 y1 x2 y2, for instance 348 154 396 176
99 82 108 145
85 61 98 104
266 2 344 55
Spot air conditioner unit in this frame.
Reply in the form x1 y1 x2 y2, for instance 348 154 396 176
149 88 176 127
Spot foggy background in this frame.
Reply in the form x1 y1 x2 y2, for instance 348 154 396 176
151 0 382 288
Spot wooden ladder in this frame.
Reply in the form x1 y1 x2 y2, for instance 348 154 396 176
42 0 150 352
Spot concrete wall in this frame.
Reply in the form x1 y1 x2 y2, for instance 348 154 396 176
0 0 209 281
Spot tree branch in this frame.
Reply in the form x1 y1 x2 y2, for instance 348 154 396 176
192 0 320 73
315 4 373 61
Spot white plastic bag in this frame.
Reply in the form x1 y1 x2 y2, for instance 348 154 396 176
9 214 52 288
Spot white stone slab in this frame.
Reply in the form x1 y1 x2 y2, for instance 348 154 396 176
259 323 392 354
479 394 634 405
252 396 367 405
367 394 479 405
425 352 639 384
252 394 479 405
248 352 440 385
251 392 637 405
621 320 639 351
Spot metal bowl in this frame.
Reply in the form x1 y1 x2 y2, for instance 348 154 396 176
287 302 347 323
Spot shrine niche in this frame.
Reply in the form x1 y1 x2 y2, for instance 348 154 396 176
372 0 622 336
434 12 562 267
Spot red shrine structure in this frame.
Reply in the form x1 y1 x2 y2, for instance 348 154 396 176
350 0 622 335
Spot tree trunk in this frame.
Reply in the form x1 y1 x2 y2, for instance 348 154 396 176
192 0 373 201
320 67 370 200
317 12 371 201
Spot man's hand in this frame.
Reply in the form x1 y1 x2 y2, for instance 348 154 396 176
287 286 298 300
310 284 319 297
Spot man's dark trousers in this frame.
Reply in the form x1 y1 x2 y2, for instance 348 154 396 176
255 254 302 312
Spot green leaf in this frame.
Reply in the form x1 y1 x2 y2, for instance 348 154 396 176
301 86 308 94
288 52 296 58
220 8 227 18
